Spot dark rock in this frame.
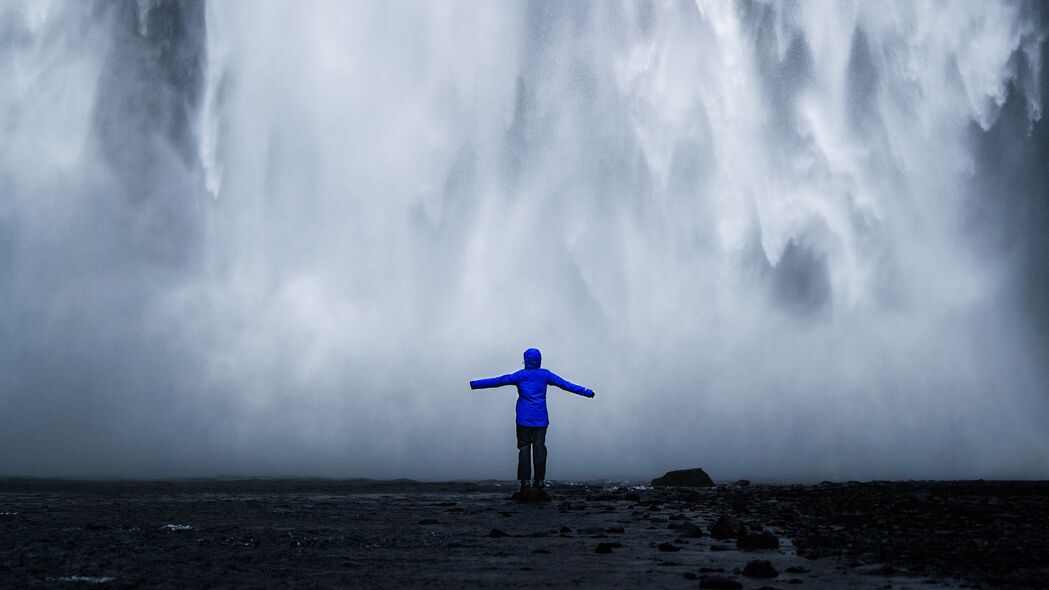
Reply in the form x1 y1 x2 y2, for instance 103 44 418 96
605 526 625 534
486 528 510 538
785 566 809 574
683 572 698 580
698 567 725 573
742 559 779 578
418 519 439 525
558 526 572 534
594 542 622 554
791 533 831 559
676 523 704 538
710 515 745 539
657 542 680 552
791 533 830 550
699 575 743 589
736 479 751 488
532 548 550 554
738 531 780 550
857 564 898 576
511 487 551 503
710 544 731 551
652 468 714 487
669 513 688 520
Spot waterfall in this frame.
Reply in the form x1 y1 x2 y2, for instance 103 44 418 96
1 0 1047 480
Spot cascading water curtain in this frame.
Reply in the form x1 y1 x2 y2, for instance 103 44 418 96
1 1 1047 480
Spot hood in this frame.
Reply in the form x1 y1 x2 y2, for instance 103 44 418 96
523 348 541 369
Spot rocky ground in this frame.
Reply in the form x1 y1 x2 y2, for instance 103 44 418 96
1 478 1046 588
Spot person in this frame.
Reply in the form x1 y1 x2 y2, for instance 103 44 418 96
470 348 595 491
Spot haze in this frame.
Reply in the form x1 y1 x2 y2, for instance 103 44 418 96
1 1 1047 482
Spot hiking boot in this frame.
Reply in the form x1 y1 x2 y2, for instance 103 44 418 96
532 480 545 489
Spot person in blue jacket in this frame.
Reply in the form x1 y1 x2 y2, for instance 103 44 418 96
470 348 595 491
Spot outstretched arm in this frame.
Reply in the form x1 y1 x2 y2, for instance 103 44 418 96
547 372 595 398
470 373 517 389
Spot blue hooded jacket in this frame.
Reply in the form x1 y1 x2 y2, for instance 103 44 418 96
470 348 594 427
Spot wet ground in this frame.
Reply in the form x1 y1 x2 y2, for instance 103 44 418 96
1 478 1047 588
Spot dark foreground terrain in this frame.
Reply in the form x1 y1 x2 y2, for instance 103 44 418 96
1 478 1047 588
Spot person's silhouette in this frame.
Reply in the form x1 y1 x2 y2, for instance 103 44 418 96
470 348 595 491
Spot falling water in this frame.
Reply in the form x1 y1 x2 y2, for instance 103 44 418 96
1 1 1047 481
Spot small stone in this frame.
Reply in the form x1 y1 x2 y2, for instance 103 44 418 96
594 542 622 554
857 564 898 576
559 526 572 533
657 542 681 552
710 515 745 539
742 559 779 578
698 575 743 589
785 566 809 574
511 488 552 503
486 528 510 538
738 531 780 550
677 523 704 538
418 519 439 525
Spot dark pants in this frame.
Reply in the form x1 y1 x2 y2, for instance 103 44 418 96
516 425 548 482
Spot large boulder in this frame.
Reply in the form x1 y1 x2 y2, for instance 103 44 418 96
651 468 714 487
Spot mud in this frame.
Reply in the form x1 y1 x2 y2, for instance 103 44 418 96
1 478 1046 588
